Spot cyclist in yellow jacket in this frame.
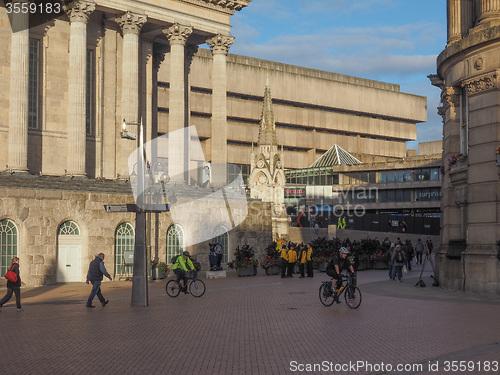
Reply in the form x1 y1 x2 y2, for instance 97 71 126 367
280 244 288 278
287 246 298 278
173 251 195 293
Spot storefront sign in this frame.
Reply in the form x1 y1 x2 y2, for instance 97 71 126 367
284 188 306 197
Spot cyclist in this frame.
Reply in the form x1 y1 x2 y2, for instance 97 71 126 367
326 247 355 302
172 251 195 294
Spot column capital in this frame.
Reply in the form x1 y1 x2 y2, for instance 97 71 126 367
164 24 193 45
116 12 147 35
206 34 234 55
63 0 95 24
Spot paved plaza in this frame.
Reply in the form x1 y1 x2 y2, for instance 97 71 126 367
1 263 499 375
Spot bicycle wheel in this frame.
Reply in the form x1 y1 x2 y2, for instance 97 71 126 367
319 284 335 306
166 280 181 297
344 285 362 309
189 278 206 297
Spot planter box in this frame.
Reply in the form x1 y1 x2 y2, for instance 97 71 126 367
153 269 169 280
265 266 280 275
237 265 257 277
206 271 226 278
319 262 327 272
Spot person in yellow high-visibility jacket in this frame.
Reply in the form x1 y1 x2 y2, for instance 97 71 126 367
280 244 288 278
298 245 307 278
305 244 314 277
287 246 298 278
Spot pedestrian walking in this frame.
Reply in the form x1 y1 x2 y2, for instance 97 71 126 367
86 253 112 308
426 238 434 257
0 257 22 311
415 238 424 264
386 243 395 279
391 244 407 282
403 240 414 271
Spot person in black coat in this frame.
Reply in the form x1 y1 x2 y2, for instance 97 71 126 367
0 257 22 311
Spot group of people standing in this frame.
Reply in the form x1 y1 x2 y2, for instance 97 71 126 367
385 237 434 282
278 241 314 279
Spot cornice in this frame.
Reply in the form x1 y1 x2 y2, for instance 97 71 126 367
178 0 251 15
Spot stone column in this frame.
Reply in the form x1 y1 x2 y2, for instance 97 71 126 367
8 0 30 173
207 34 234 186
64 0 95 177
163 24 192 182
185 44 198 182
476 0 500 26
116 12 147 177
461 0 474 36
447 0 462 45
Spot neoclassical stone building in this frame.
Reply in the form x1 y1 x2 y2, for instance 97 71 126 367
431 0 500 294
0 0 427 286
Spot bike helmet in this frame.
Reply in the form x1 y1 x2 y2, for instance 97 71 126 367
339 247 349 254
183 251 190 257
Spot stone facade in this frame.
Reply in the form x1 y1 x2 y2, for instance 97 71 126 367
0 177 272 286
431 0 500 294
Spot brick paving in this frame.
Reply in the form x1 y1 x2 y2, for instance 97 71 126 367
0 264 499 375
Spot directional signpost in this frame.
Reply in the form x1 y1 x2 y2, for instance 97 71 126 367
104 202 170 307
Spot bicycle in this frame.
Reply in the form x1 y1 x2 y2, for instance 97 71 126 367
166 272 206 298
319 274 362 309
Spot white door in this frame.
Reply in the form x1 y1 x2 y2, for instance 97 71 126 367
57 244 82 282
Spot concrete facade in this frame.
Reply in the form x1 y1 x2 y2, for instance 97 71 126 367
431 0 500 294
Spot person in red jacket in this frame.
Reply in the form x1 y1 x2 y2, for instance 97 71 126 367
0 257 22 311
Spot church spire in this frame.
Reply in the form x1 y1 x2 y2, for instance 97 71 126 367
258 74 278 146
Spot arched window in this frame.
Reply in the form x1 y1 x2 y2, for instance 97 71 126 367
0 219 18 277
114 223 135 276
213 226 229 264
166 224 184 264
58 221 80 236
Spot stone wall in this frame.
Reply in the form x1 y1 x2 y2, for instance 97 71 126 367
0 183 272 287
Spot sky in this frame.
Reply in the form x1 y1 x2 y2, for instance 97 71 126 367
225 0 447 152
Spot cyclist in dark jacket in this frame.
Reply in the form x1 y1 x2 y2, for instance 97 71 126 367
326 247 355 301
86 253 112 308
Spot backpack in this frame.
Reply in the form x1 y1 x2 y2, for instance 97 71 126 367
395 249 403 263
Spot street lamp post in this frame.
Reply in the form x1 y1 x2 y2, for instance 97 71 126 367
122 118 148 307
